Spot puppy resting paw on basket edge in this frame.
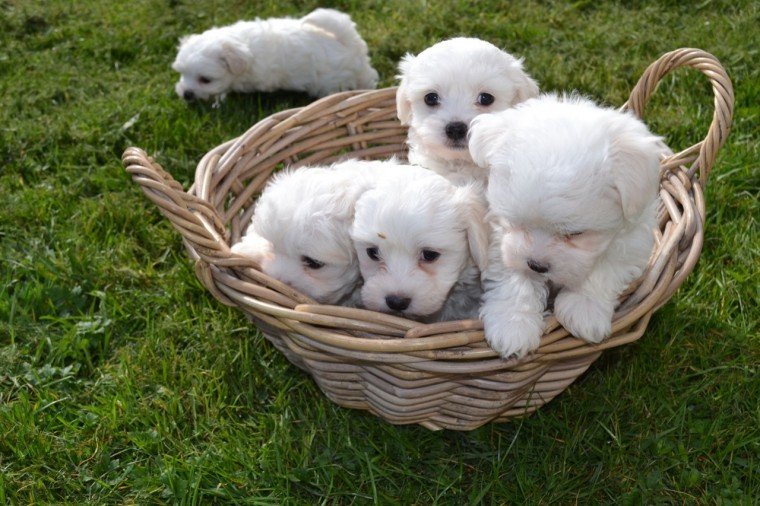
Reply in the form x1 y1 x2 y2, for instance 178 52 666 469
123 48 733 431
470 94 667 359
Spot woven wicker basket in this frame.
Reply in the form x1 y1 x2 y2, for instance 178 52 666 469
123 48 733 430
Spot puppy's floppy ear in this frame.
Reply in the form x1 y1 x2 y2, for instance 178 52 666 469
468 113 508 169
607 125 663 221
453 185 489 271
220 41 248 75
395 54 415 125
510 58 540 105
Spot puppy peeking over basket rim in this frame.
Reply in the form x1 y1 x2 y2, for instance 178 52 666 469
123 47 733 431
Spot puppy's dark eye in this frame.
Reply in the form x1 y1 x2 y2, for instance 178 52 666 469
477 92 495 106
301 256 325 269
424 92 440 107
198 76 212 84
420 249 440 263
366 247 380 261
564 231 584 240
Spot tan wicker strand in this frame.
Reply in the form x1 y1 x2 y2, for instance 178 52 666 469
122 48 733 430
622 48 734 184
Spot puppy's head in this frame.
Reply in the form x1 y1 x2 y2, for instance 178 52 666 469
473 94 663 289
396 37 538 163
233 165 372 304
351 168 488 318
172 31 248 101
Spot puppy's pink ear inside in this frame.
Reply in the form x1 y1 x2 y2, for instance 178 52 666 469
454 186 489 271
220 41 248 75
509 59 540 105
608 132 662 221
395 55 415 125
395 82 412 125
512 73 540 105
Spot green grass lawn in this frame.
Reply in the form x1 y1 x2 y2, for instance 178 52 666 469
1 0 757 503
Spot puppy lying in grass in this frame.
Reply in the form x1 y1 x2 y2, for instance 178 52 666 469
173 8 378 102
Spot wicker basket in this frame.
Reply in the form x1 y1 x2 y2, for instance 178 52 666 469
123 48 733 431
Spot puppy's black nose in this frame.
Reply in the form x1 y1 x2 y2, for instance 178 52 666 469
385 295 411 311
527 259 549 274
183 90 196 101
445 121 468 141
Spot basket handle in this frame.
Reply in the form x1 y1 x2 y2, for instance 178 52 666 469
122 147 231 264
621 47 734 185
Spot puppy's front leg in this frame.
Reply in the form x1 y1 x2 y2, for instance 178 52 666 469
480 269 548 359
212 93 227 108
553 261 624 343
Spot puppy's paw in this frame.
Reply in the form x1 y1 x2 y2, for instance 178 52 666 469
212 94 225 109
483 311 544 359
230 233 271 265
554 291 613 343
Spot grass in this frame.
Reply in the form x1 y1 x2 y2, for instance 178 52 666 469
0 0 757 502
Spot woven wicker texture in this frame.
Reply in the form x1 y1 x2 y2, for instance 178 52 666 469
123 48 733 431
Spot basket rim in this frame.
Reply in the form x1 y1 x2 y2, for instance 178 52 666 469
121 47 735 429
122 47 734 359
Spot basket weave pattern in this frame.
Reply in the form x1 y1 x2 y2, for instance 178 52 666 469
123 48 733 430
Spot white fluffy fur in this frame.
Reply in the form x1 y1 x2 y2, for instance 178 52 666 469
230 159 395 305
172 8 378 101
470 94 665 358
396 37 539 185
350 166 489 321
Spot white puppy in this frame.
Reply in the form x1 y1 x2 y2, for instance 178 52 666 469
231 159 391 305
173 8 378 101
396 37 539 185
469 94 664 358
350 166 489 322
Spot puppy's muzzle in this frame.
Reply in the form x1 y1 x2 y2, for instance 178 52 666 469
385 295 411 312
527 259 550 274
183 90 196 101
445 121 468 142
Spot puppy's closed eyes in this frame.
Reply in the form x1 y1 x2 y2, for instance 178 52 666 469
472 94 665 358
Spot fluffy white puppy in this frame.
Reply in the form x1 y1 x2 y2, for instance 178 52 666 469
350 166 489 321
172 8 378 101
231 159 391 305
469 94 664 358
396 37 539 185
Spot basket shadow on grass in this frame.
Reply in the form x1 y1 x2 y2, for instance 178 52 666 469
184 90 316 122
